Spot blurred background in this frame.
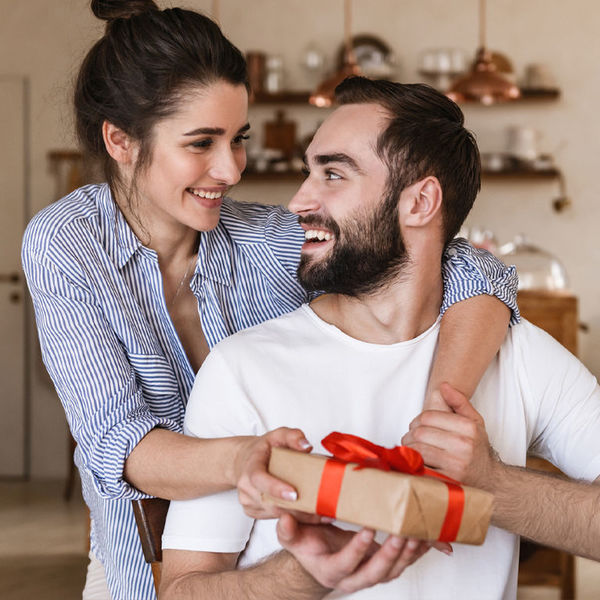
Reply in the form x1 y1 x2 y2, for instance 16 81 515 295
1 1 600 598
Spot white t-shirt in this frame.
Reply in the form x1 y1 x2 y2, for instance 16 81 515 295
163 305 600 600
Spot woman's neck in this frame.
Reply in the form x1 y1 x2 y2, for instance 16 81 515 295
113 185 198 264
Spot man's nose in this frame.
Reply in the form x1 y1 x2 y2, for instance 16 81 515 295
288 178 320 215
208 146 243 186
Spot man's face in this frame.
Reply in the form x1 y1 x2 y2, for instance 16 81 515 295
288 103 407 297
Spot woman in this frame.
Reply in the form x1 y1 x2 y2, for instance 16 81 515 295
22 1 518 598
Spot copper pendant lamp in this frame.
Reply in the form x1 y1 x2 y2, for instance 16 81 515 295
447 0 520 105
309 0 361 108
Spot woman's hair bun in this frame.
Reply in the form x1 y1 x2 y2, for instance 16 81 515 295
91 0 159 22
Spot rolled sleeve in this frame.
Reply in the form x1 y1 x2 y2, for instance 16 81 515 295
441 238 520 325
22 248 180 500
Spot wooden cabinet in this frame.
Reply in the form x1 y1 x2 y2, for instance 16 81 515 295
516 289 578 599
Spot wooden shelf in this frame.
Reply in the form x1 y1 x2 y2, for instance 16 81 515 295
519 88 561 101
483 167 561 180
458 88 561 104
242 168 561 183
250 87 560 106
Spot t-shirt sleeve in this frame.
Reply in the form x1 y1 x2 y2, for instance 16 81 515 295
441 237 520 325
518 323 600 482
163 348 264 553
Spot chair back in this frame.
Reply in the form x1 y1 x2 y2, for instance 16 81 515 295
132 498 170 593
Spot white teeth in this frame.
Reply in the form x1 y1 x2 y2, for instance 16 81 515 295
304 229 332 242
188 189 223 199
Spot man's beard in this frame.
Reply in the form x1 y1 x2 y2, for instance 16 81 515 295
297 192 408 298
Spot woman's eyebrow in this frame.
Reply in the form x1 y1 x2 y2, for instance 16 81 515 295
183 123 250 136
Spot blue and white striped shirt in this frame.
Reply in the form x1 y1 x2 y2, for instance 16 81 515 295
22 183 518 599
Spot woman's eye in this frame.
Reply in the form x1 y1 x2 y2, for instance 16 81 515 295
301 167 310 179
190 139 213 149
232 134 250 146
325 170 342 181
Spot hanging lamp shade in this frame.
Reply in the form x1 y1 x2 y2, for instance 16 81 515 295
309 0 361 107
309 60 361 108
447 0 520 105
447 48 520 105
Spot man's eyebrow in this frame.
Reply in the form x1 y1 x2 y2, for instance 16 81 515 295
307 152 363 174
183 123 250 137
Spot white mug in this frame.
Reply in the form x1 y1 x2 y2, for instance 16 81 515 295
506 126 540 161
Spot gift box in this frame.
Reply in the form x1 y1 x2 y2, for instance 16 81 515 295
267 432 494 545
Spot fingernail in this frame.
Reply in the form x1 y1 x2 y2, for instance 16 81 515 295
299 439 312 449
281 490 297 501
390 536 403 549
360 529 373 542
320 516 335 524
441 548 453 556
407 539 419 551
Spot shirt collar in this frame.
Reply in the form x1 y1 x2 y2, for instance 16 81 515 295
98 183 234 285
97 183 143 269
197 222 233 287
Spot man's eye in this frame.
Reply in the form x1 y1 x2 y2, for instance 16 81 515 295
232 134 250 146
325 170 342 181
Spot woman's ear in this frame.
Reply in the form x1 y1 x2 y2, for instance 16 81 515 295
102 121 137 164
401 176 443 228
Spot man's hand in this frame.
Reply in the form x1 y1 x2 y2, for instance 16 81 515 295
402 382 499 489
277 513 430 594
233 428 322 520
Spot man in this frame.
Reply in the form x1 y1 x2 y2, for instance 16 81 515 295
160 78 600 599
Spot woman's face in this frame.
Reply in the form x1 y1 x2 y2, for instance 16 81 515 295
135 80 249 234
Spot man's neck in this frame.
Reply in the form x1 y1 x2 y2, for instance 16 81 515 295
309 256 443 345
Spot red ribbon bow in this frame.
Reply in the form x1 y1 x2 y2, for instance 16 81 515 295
316 432 465 543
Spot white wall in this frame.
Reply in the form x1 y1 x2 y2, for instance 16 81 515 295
2 0 599 477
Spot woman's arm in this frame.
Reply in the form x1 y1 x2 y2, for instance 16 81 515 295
22 238 303 503
426 295 510 410
430 239 518 410
124 427 308 502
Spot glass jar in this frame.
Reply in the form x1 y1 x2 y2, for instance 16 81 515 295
499 235 568 291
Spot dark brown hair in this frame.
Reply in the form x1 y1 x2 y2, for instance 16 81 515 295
335 77 481 244
75 0 248 192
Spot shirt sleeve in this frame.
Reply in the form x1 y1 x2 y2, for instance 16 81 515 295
518 323 600 482
21 246 180 500
441 238 520 325
263 204 306 283
163 349 261 553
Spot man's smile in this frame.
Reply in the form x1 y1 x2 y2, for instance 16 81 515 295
304 229 333 242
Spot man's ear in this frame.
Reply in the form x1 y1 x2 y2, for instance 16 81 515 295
102 121 137 165
401 176 443 228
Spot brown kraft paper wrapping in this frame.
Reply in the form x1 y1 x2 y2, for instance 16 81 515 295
267 447 494 545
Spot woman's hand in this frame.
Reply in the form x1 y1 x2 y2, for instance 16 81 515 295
233 427 316 519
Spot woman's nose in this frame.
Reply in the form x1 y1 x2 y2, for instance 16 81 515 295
209 146 243 185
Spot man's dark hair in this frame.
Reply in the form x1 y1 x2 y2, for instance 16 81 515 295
335 77 481 244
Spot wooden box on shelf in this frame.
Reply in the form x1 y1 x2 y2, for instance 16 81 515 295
516 289 577 600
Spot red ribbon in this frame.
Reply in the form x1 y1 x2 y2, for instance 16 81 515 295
316 432 465 543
